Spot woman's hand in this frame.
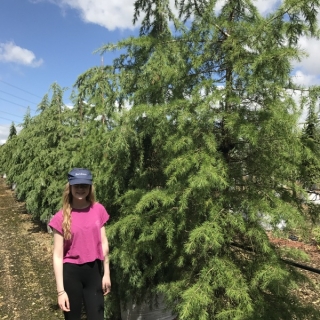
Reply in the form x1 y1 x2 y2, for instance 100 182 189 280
102 275 111 295
101 226 111 296
58 292 70 312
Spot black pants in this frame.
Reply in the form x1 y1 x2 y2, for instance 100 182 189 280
63 260 104 320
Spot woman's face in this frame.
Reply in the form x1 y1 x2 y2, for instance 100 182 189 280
70 184 91 201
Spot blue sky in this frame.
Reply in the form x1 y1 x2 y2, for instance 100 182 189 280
0 0 319 143
0 0 138 143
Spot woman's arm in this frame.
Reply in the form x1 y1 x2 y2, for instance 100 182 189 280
52 229 70 311
101 226 111 295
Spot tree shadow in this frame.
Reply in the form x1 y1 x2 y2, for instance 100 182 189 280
48 303 60 312
27 218 50 234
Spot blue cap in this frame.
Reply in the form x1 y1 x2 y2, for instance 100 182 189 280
68 168 93 185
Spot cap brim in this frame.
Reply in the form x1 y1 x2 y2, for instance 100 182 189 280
69 179 92 185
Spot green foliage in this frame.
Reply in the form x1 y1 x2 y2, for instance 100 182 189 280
0 83 76 221
8 122 17 140
312 226 320 245
1 0 320 319
98 0 320 318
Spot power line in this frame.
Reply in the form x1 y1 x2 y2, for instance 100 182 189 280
0 79 43 99
0 98 38 112
0 90 38 105
0 116 21 124
0 110 24 119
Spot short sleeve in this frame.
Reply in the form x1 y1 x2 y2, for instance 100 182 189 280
48 210 63 234
99 203 110 227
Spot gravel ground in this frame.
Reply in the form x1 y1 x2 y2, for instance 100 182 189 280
0 178 64 320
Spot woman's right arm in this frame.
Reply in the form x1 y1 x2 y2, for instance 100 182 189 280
52 229 70 312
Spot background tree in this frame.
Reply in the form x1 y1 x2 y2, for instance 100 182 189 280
299 87 320 223
22 106 32 128
1 83 77 221
8 122 17 140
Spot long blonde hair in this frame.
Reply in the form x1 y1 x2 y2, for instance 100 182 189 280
62 183 96 240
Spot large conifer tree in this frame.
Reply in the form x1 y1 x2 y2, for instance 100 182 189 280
83 0 320 318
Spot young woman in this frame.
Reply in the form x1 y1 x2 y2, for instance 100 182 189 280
49 168 111 320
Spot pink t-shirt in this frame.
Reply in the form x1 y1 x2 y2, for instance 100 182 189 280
49 202 110 264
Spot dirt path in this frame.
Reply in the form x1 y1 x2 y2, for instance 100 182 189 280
0 178 64 320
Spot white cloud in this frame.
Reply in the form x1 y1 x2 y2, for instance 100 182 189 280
215 0 281 15
0 124 22 145
292 70 320 87
48 0 138 30
295 36 320 77
0 125 10 145
254 0 281 15
0 41 43 67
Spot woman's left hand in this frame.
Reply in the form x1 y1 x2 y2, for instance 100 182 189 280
102 275 111 295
